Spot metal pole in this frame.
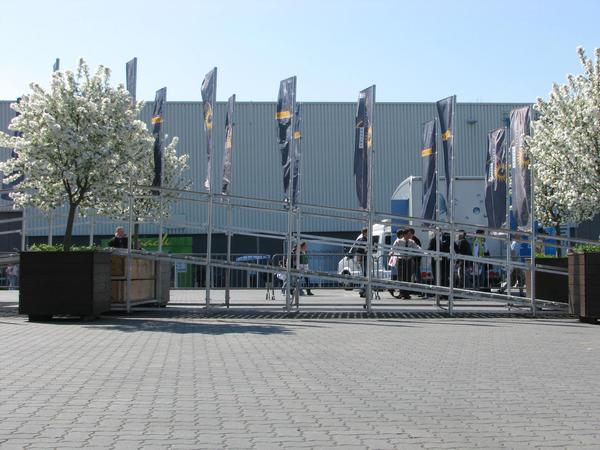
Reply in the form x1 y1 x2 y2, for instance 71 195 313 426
126 192 134 314
205 190 213 308
225 198 232 308
48 211 53 245
20 208 26 251
284 76 297 312
89 209 95 246
293 103 303 310
448 96 456 316
435 117 441 308
365 85 376 313
529 114 537 317
505 124 513 304
294 206 301 309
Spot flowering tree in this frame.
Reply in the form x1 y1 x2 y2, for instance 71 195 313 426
0 59 155 250
528 47 600 236
101 136 191 248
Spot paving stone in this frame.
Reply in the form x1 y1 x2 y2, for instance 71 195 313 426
0 297 599 449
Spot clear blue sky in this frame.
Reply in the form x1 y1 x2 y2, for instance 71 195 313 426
1 0 599 103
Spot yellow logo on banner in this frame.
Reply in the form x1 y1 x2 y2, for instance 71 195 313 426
421 147 433 157
276 110 292 119
442 129 452 141
366 126 372 149
225 129 232 149
293 131 301 139
517 149 530 168
204 104 213 130
151 116 163 124
495 162 507 181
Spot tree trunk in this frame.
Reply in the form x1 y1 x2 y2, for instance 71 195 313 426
554 224 562 257
63 202 79 251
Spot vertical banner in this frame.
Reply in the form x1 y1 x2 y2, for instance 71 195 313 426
221 94 236 195
126 57 137 105
276 76 297 203
510 106 532 229
201 67 217 191
290 102 302 205
151 87 167 188
420 120 437 221
354 85 375 210
53 58 60 72
485 128 507 229
436 95 455 205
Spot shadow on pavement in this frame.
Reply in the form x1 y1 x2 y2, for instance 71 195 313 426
69 317 295 335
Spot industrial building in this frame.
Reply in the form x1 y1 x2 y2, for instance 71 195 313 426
0 100 597 256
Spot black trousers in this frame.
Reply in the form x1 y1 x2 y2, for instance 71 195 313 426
397 258 414 297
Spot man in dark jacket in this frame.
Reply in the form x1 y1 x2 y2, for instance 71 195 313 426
108 226 128 249
454 230 472 288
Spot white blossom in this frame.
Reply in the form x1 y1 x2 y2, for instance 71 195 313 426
0 58 189 249
527 47 600 227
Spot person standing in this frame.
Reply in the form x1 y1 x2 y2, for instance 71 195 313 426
454 230 472 288
390 229 420 299
6 264 18 290
407 228 422 285
108 226 128 249
349 228 368 297
473 229 490 289
299 242 313 296
428 232 451 290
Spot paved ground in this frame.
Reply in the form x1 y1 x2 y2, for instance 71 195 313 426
1 290 599 449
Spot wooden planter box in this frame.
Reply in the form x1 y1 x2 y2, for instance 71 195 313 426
526 257 569 303
19 251 111 321
569 251 600 323
110 256 170 307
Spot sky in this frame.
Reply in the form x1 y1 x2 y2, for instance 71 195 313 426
1 0 599 103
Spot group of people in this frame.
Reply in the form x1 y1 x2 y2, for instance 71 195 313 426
350 225 524 298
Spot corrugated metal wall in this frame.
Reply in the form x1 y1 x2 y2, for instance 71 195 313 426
0 100 527 236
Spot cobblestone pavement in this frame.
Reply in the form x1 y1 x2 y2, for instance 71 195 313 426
1 293 599 449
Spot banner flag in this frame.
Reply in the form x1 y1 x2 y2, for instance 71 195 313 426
221 94 236 195
510 106 532 228
420 120 437 221
276 76 296 202
353 85 375 210
484 128 507 229
53 58 60 72
151 87 166 188
1 98 23 200
202 67 217 191
290 102 302 205
436 95 455 202
126 57 137 105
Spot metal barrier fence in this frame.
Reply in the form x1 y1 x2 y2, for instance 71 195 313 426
2 184 597 313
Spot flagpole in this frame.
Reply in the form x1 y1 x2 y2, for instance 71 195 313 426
284 76 297 313
505 122 513 304
434 117 441 308
365 85 376 313
225 197 232 308
448 95 456 316
202 68 217 309
293 104 303 309
529 110 536 317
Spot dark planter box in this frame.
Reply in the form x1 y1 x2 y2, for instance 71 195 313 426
569 251 600 323
526 257 569 303
19 251 111 321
